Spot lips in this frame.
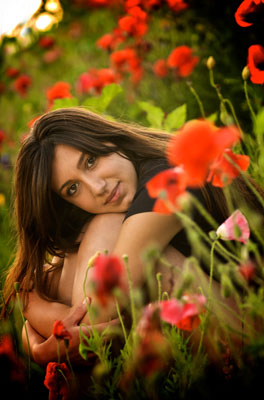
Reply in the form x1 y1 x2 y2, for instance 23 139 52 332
105 182 120 204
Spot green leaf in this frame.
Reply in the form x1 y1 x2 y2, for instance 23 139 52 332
163 104 187 132
137 101 165 128
51 97 78 110
82 83 123 113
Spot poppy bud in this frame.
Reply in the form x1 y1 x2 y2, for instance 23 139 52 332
242 66 250 81
207 56 216 70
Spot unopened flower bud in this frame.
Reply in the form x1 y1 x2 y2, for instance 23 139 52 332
207 56 216 70
242 66 250 81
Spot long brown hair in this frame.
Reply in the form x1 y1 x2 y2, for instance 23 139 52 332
2 107 263 313
2 107 173 311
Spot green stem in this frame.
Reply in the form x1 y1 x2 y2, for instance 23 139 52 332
174 211 241 264
15 292 31 379
223 98 243 135
156 272 162 302
115 299 128 345
123 255 136 332
187 81 206 119
243 80 256 123
57 340 61 364
65 346 76 387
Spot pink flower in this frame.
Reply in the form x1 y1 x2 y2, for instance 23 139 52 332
216 210 250 244
160 294 206 331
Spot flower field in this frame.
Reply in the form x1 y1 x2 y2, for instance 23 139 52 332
0 0 264 398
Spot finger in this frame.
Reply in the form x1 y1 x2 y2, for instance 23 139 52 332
66 297 91 326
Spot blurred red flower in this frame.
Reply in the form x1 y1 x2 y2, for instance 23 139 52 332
43 47 62 64
167 45 199 77
111 47 142 83
166 0 188 12
153 59 169 77
44 362 72 400
207 148 250 187
0 130 6 146
161 294 206 331
96 29 124 51
216 210 250 245
92 254 126 306
14 74 32 96
6 67 20 78
118 6 148 37
167 120 240 186
77 68 120 94
39 36 55 48
247 44 264 84
52 321 72 345
146 167 187 214
239 261 256 282
235 0 264 27
0 334 25 384
46 82 73 107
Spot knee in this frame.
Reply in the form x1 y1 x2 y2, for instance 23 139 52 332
77 213 125 259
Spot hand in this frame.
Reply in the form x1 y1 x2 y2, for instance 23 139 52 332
23 299 121 366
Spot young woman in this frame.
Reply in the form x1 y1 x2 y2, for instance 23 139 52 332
2 107 261 365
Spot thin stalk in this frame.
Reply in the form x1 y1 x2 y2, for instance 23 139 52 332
65 345 76 387
243 80 256 122
156 272 162 302
209 69 243 136
57 340 61 363
115 299 128 345
187 81 206 119
15 290 31 379
123 255 136 332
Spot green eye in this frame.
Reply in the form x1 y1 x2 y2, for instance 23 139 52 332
67 183 79 196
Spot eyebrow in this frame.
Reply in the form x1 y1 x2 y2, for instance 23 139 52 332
58 152 86 194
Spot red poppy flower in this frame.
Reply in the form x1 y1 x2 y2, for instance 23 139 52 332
118 6 148 37
235 0 264 27
46 81 73 106
13 74 32 96
6 67 20 78
96 28 124 51
160 294 206 331
44 362 72 400
153 59 169 77
111 48 142 82
166 0 188 12
167 120 240 186
247 44 264 84
52 321 72 345
43 47 62 64
167 45 199 77
92 254 126 306
39 36 55 48
0 130 5 145
146 167 187 214
239 260 256 281
77 68 120 94
207 148 250 187
0 335 25 384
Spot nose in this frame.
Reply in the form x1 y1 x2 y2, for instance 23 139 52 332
85 174 107 196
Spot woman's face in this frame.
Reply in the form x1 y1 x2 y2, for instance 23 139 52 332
51 144 138 214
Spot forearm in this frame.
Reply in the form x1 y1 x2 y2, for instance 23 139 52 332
23 291 72 338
